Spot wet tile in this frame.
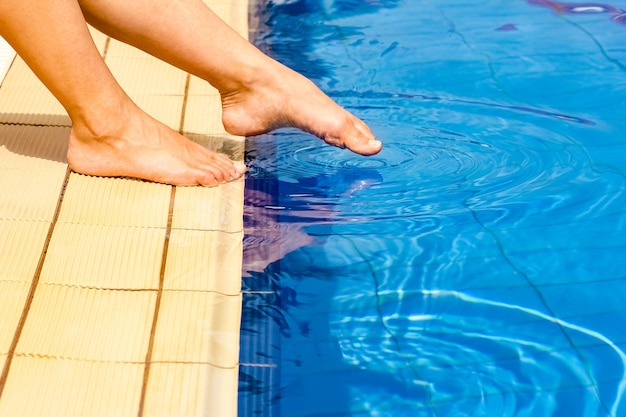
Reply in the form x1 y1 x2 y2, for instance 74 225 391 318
163 228 241 294
239 364 279 417
171 180 243 232
150 291 241 367
143 363 238 417
239 292 282 365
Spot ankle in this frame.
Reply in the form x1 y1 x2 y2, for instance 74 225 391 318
69 96 135 142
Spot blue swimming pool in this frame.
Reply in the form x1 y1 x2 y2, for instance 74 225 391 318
239 1 626 416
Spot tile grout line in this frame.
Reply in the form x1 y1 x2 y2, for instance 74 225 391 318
102 36 111 60
137 185 176 417
0 166 72 399
137 71 188 416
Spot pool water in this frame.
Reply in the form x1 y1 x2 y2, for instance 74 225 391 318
239 0 626 416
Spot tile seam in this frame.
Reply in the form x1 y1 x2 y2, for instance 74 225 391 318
9 281 241 297
10 353 239 369
102 37 111 59
0 166 71 399
33 283 160 292
137 186 176 417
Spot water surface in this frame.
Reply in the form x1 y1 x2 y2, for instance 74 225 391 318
240 1 626 416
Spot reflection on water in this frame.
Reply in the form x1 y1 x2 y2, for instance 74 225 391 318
241 0 626 416
528 0 626 24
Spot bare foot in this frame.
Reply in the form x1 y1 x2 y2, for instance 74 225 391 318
220 59 382 156
67 104 246 187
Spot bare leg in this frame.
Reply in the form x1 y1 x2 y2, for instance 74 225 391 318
77 0 382 155
0 0 245 186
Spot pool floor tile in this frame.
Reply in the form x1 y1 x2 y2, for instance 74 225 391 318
559 310 626 348
433 383 609 417
538 280 626 319
572 343 626 386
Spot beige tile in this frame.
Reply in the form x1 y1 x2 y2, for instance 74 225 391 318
0 219 49 283
0 57 67 120
39 223 165 290
0 281 30 355
104 58 186 94
131 94 186 130
104 39 159 60
0 166 66 221
105 41 187 129
0 123 68 165
164 229 242 294
0 126 68 229
143 363 238 417
150 291 241 367
0 357 144 417
208 0 249 36
187 74 219 97
172 180 244 233
0 3 249 417
58 173 171 228
16 285 156 362
87 25 108 54
182 94 227 135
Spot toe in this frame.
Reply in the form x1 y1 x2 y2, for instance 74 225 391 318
343 119 382 156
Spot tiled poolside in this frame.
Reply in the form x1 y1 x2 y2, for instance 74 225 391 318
0 1 248 416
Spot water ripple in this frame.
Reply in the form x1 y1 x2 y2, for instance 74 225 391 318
254 100 604 225
331 289 626 415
